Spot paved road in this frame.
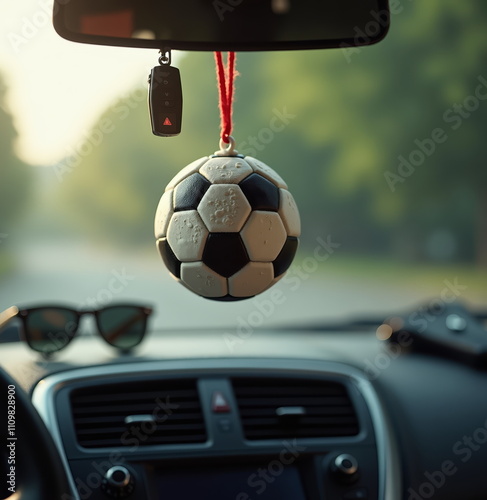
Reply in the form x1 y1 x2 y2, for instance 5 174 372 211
0 242 425 333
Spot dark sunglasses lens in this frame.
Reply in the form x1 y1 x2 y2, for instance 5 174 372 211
97 307 147 349
24 309 77 354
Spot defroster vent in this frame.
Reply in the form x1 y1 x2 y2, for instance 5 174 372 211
232 377 359 440
70 378 207 448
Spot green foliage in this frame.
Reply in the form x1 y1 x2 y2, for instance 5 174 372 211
58 53 221 246
59 1 487 264
0 74 32 244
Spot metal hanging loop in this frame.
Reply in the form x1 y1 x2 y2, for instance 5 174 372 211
214 135 239 157
158 48 171 66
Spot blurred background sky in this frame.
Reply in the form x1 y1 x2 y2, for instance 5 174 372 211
0 0 158 164
0 0 486 334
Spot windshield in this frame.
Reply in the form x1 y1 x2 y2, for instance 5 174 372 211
0 1 486 333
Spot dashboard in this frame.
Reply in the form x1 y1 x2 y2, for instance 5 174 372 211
33 359 388 500
2 328 487 500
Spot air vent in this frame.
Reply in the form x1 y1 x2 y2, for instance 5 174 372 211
70 379 206 448
232 377 359 440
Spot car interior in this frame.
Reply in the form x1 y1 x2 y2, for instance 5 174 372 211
1 1 487 499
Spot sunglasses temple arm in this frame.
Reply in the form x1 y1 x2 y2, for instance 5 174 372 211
0 306 20 332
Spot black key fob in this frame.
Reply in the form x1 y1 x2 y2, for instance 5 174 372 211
148 65 183 137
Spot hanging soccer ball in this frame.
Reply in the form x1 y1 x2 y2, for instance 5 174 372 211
154 154 300 301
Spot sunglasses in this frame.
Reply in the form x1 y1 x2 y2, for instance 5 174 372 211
0 304 153 355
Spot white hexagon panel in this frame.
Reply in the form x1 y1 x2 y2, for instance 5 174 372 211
278 188 301 237
155 154 301 301
154 190 174 239
181 262 228 298
198 184 251 232
240 211 287 261
200 156 253 184
228 262 275 297
166 210 208 262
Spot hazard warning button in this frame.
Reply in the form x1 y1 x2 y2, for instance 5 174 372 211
212 391 231 413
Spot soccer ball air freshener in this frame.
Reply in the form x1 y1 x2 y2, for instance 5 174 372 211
153 52 300 300
154 138 300 300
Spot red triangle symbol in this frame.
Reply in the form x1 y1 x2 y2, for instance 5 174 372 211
163 117 172 126
211 392 230 413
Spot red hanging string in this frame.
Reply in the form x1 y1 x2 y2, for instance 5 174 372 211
215 52 236 144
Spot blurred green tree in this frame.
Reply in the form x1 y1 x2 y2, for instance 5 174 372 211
58 53 221 246
59 0 487 265
261 0 487 264
0 74 32 252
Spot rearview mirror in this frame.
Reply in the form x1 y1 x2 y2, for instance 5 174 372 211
53 0 390 51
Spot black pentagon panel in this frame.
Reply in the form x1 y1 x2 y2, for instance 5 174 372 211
202 233 249 278
273 237 299 278
173 173 211 212
157 238 181 279
239 173 280 211
204 294 254 302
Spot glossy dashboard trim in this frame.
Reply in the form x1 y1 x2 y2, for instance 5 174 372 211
31 358 401 500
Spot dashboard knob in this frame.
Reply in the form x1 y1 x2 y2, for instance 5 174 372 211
330 454 359 483
101 466 135 498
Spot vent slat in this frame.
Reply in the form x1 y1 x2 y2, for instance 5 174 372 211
72 389 197 404
73 413 204 426
72 401 201 415
70 379 207 448
235 396 351 407
79 433 208 448
239 406 355 417
239 416 359 427
234 386 345 397
76 423 206 435
232 378 359 441
243 427 359 439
